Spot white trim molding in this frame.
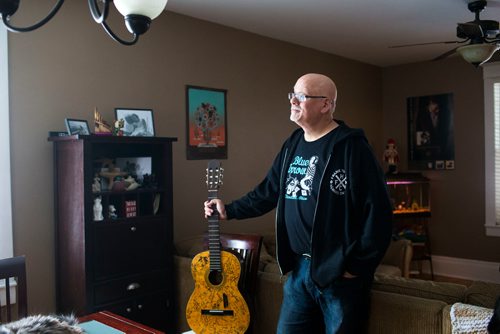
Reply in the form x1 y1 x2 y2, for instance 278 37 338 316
420 255 500 283
0 25 13 259
482 62 500 237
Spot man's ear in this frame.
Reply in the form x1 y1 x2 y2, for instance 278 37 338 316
321 99 333 114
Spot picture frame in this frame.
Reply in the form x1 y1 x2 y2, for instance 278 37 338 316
65 118 91 135
407 93 455 170
186 85 228 160
114 108 155 137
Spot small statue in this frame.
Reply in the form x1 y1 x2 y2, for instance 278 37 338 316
108 205 118 219
92 174 101 193
94 108 113 135
383 138 399 174
113 119 125 136
93 197 104 221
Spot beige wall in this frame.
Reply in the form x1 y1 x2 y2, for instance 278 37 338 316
7 2 382 313
382 57 500 263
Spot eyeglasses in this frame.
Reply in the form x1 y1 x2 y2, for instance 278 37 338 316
288 92 328 102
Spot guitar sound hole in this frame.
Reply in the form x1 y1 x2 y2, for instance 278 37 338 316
208 270 223 286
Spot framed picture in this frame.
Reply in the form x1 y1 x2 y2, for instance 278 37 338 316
407 93 455 170
65 118 91 135
115 108 155 137
186 85 227 160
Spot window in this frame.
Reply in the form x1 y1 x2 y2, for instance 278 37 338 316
0 25 13 258
483 63 500 237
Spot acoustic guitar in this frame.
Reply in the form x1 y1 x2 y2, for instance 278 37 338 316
186 160 250 334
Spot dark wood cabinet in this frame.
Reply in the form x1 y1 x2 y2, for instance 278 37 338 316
49 135 177 332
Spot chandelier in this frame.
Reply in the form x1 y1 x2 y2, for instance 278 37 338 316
0 0 168 46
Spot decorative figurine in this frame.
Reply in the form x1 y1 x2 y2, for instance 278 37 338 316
124 175 140 191
94 108 113 135
93 197 104 221
383 138 399 174
113 119 125 136
92 174 101 193
108 205 118 219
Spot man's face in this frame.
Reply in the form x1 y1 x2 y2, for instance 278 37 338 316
289 77 329 126
428 101 439 114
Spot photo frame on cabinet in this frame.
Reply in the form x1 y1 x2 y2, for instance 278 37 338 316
407 93 455 170
186 85 228 160
115 108 155 137
65 118 91 135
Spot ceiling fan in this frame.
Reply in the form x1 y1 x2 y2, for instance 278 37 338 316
391 0 500 67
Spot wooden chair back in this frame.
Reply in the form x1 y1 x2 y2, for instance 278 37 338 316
219 233 263 299
0 256 27 323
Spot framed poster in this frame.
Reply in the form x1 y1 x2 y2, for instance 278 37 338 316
407 93 455 170
186 85 227 160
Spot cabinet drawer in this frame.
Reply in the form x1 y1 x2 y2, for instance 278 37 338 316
94 271 168 305
92 219 170 280
100 292 172 332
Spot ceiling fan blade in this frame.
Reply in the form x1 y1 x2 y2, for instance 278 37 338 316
389 40 464 48
432 47 460 61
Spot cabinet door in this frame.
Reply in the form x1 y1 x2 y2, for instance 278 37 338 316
92 219 170 280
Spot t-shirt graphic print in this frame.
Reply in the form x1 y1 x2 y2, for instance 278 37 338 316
285 155 319 201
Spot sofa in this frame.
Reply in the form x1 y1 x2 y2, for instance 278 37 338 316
174 235 500 333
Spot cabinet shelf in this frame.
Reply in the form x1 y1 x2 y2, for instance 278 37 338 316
50 135 176 333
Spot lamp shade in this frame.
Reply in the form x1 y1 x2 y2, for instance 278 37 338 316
456 43 499 67
114 0 168 20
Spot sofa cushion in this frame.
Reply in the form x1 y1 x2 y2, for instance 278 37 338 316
262 234 276 258
369 290 448 334
259 242 276 271
373 275 467 304
465 281 500 309
376 264 402 277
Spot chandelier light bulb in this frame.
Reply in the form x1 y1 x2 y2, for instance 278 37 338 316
114 0 168 20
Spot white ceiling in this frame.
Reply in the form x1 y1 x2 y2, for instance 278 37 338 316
166 0 500 67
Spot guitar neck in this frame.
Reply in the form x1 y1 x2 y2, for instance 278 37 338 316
206 160 223 272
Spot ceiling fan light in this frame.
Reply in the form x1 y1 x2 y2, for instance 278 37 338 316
456 44 499 67
114 0 168 20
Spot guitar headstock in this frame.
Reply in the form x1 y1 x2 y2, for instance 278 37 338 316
206 160 224 190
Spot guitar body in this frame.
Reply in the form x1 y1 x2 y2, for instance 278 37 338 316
186 250 250 334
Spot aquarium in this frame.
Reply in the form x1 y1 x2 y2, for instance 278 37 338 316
386 173 430 216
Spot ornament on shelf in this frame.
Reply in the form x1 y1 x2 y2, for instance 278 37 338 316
113 119 125 136
383 138 399 175
94 108 113 135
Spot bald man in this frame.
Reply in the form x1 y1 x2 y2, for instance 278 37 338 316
204 73 393 333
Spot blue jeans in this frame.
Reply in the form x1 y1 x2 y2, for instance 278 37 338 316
276 256 372 334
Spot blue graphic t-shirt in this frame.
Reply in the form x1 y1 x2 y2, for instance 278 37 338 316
284 128 338 255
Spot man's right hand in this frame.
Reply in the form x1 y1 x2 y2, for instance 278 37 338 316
204 199 227 220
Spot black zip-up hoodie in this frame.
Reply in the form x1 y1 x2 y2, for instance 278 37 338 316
225 120 393 288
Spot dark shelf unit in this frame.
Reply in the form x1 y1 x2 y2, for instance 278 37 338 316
386 172 433 278
49 135 177 332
